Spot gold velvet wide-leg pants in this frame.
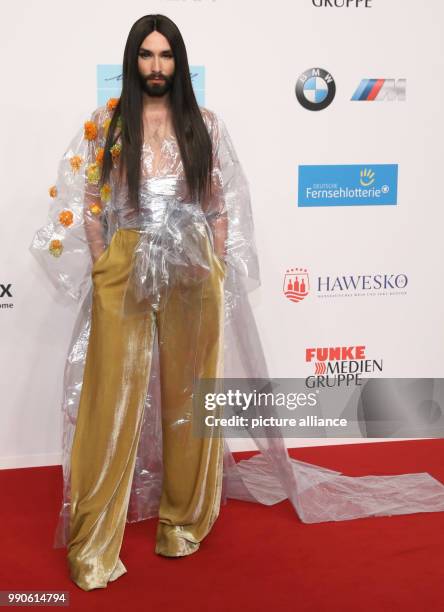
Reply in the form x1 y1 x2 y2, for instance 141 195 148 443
67 228 225 591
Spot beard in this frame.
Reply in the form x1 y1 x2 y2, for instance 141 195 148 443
140 73 174 97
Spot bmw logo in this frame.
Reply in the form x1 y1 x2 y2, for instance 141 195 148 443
295 67 336 111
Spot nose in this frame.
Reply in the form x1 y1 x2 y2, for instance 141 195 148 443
153 55 161 72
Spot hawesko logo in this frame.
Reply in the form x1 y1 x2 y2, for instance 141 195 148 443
283 269 408 302
351 79 406 101
298 164 398 207
283 268 310 303
318 273 408 293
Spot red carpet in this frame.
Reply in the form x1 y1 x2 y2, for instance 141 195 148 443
1 440 444 611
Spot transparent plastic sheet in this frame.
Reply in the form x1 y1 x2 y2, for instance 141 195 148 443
121 201 213 313
29 104 444 551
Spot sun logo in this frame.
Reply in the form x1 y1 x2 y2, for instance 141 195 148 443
360 168 375 187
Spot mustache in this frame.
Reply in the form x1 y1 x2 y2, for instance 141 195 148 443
146 74 170 82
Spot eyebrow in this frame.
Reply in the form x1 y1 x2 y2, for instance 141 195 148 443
138 47 172 53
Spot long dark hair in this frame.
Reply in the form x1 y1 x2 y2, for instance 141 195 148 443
100 14 213 209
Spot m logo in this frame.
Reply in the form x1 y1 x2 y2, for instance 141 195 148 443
283 268 309 303
351 79 406 101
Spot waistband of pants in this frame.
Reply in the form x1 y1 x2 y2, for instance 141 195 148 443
116 227 152 234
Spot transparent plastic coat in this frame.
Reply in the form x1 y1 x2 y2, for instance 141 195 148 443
30 103 444 549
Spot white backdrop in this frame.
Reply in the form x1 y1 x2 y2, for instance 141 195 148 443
1 0 443 468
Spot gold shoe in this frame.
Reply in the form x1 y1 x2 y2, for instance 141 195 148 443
155 524 200 557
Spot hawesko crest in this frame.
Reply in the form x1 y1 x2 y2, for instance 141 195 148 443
283 268 310 303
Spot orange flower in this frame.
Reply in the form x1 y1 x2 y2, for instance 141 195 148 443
70 155 83 172
100 183 111 203
59 209 74 227
89 203 102 216
95 148 104 164
110 142 121 160
107 97 119 111
49 185 57 198
84 120 98 141
49 239 63 257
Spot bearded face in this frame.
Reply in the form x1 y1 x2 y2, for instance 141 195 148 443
137 32 175 98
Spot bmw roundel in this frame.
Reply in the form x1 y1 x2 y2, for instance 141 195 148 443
295 67 336 111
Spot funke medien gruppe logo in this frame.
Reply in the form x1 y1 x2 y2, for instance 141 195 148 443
298 164 398 207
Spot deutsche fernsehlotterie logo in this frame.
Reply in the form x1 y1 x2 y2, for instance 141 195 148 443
298 164 398 207
283 268 310 303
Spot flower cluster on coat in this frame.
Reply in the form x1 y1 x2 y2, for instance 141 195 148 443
47 98 120 257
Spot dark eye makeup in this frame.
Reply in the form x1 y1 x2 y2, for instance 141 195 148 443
138 50 173 58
